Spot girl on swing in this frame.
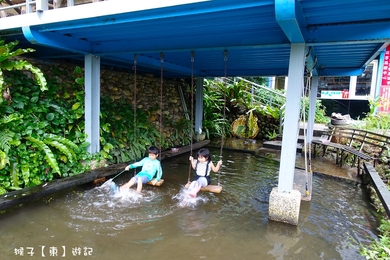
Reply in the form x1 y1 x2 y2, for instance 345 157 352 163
187 148 222 197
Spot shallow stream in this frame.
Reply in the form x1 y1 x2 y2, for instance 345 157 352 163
0 149 379 259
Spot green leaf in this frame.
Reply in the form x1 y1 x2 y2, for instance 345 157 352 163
10 163 19 188
0 150 9 170
46 113 55 121
75 77 84 85
25 136 61 175
72 102 81 110
43 133 79 152
43 139 75 163
30 96 39 103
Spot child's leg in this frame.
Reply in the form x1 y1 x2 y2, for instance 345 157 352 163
120 177 135 191
136 177 143 193
188 181 201 197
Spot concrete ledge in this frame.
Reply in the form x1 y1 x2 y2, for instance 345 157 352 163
363 162 390 218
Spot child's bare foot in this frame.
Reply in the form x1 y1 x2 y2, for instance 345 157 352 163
188 191 197 198
110 183 119 194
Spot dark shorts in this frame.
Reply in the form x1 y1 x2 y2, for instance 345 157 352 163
133 175 149 184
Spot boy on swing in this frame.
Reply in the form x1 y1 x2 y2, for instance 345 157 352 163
115 146 162 193
187 148 222 198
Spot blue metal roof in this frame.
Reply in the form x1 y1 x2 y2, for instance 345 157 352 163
1 0 390 78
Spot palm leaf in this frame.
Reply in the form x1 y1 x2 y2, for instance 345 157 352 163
25 136 61 175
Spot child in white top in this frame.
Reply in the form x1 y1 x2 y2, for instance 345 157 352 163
188 148 222 197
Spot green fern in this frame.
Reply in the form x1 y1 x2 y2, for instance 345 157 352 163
25 136 61 175
10 162 19 188
0 150 9 170
0 40 47 100
0 113 20 125
43 139 75 164
43 133 79 153
0 130 14 153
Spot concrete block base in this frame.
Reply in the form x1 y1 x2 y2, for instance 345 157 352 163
268 187 301 225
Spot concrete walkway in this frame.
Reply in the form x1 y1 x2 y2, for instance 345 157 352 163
218 137 360 183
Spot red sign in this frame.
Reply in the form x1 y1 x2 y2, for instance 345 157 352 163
379 46 390 112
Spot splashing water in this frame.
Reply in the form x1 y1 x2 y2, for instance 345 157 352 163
173 186 208 208
96 178 147 203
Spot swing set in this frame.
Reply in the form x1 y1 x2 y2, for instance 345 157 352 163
112 50 227 192
184 50 228 194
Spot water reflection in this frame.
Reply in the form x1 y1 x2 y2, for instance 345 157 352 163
0 149 380 259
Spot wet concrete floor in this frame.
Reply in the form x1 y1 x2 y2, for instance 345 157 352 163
211 137 360 183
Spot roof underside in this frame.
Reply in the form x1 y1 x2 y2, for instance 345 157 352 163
1 0 390 78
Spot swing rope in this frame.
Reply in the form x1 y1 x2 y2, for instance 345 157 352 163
132 54 138 176
113 54 138 181
159 53 164 160
133 54 137 162
218 50 228 186
301 71 312 197
187 51 195 184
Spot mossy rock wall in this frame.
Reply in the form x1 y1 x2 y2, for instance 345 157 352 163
30 60 188 140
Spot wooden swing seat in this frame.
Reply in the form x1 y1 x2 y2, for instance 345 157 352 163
146 179 164 186
185 182 222 193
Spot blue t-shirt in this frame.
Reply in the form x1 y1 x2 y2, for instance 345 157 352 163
130 157 162 181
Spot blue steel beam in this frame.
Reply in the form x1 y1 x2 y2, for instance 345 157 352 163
275 0 305 43
304 22 390 44
22 26 91 54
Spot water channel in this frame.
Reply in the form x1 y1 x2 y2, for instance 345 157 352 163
0 149 380 259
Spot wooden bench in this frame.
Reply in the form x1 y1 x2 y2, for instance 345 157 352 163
312 126 390 175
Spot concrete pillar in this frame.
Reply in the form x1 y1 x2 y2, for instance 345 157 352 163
269 43 306 225
85 54 101 154
35 0 48 12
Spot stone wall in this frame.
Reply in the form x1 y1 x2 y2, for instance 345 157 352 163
30 59 190 141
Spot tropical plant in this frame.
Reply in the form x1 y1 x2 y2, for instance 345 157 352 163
360 219 390 259
163 116 192 147
0 64 95 193
0 40 47 103
25 134 79 176
266 130 278 140
0 40 50 192
100 96 161 164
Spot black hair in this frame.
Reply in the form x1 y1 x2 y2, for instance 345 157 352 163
148 146 160 155
197 148 211 162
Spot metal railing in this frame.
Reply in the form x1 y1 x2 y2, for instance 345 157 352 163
223 77 286 135
0 0 98 16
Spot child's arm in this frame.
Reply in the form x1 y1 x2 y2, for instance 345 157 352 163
211 160 222 172
154 162 163 181
125 158 146 171
189 156 196 169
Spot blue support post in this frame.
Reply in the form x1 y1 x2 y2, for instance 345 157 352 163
85 54 101 154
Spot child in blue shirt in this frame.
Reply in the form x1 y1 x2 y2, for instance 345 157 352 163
118 146 163 193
